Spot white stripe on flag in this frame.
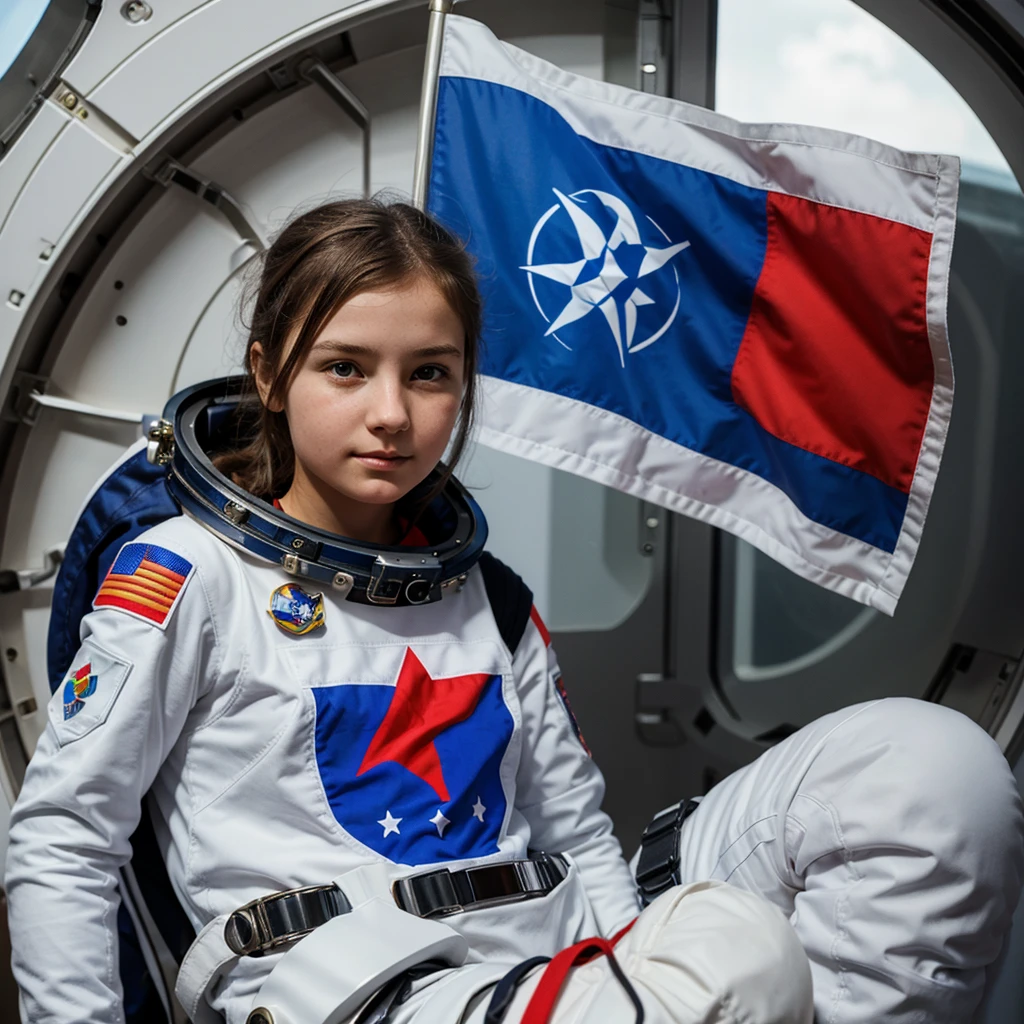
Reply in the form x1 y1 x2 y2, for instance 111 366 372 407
441 14 957 233
479 375 906 615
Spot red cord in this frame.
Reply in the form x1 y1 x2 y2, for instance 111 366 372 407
520 918 639 1024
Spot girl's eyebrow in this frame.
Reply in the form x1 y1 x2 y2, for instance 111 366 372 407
311 340 463 359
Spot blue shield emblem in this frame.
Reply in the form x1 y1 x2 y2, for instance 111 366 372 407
313 648 513 866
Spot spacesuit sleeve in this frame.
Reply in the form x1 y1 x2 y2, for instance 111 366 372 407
4 536 222 1024
512 609 640 937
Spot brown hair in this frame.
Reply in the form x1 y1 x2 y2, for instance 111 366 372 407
215 197 481 505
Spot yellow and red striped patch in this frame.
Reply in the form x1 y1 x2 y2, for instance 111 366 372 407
94 543 193 627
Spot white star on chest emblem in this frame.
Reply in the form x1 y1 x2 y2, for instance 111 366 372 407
377 810 402 837
472 797 486 823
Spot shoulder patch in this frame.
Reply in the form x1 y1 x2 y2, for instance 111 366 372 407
48 643 132 746
554 673 591 757
94 542 194 629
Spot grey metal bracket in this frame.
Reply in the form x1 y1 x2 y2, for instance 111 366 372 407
636 670 772 768
2 371 146 427
927 642 1024 748
1 371 47 424
263 43 371 199
148 158 269 249
635 672 687 744
298 57 371 198
0 544 65 594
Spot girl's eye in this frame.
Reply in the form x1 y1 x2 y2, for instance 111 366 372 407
412 365 448 382
329 362 359 379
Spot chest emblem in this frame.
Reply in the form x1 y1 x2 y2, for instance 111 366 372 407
62 662 98 720
313 648 514 865
268 583 325 635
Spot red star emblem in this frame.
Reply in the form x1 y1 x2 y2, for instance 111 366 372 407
356 649 494 802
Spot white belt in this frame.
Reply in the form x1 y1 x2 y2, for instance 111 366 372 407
175 864 396 1024
176 857 568 1023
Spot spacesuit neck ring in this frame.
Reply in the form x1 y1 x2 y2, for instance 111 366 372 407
150 376 488 607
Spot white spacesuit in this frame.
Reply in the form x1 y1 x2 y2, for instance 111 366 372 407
4 384 1022 1024
4 507 811 1024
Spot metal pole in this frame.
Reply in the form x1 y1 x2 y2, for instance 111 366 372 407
412 0 455 209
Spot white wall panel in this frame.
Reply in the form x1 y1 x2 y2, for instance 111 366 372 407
85 0 403 143
0 103 65 237
0 110 127 382
49 190 239 413
60 0 210 95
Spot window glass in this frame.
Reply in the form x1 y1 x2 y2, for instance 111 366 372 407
0 1 51 79
716 0 1023 681
717 0 1014 181
460 444 654 632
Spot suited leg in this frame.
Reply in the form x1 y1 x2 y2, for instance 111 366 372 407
460 881 812 1024
667 699 1024 1022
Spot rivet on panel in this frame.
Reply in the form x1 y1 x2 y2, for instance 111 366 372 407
8 290 24 308
61 92 78 111
121 1 154 24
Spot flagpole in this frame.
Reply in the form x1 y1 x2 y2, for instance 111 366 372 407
412 0 454 210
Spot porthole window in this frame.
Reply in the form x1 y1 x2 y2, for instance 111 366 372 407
715 0 1023 685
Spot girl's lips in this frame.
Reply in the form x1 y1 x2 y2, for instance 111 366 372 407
353 453 411 471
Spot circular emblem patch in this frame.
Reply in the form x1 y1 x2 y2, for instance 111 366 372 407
268 583 325 635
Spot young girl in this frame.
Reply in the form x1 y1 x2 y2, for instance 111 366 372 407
4 199 1020 1024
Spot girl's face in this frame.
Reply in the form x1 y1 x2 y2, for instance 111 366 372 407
253 275 466 541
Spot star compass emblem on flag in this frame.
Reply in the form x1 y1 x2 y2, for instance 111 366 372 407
521 188 691 367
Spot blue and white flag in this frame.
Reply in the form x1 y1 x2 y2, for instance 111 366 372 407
427 16 959 615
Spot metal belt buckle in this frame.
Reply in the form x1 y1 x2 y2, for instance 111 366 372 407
392 854 568 919
392 868 464 918
635 799 699 907
224 883 350 957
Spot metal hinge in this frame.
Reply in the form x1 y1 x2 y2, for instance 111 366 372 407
146 418 175 465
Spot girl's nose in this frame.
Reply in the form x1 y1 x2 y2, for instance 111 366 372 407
367 377 411 434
